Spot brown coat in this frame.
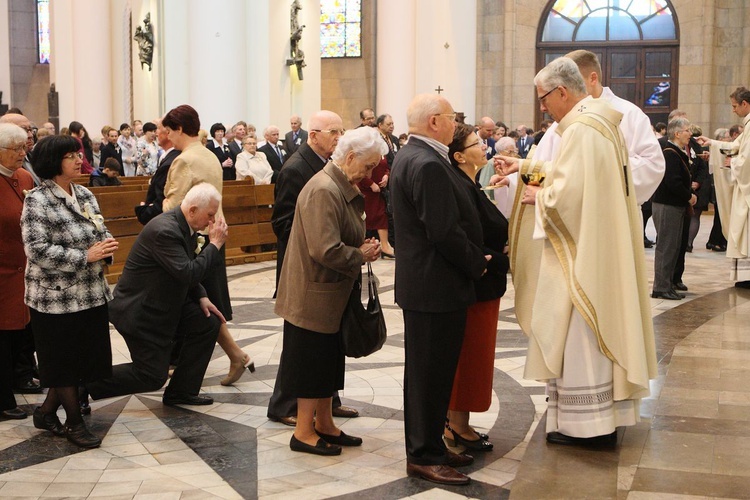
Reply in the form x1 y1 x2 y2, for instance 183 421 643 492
162 141 224 219
275 162 365 333
0 168 34 329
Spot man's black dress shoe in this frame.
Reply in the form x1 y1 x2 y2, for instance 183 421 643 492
162 394 214 406
651 290 683 300
290 434 342 455
33 407 64 436
14 380 42 394
546 431 617 449
735 281 750 289
332 405 359 418
644 238 654 249
1 407 27 420
316 429 363 446
406 463 470 485
446 450 474 467
64 422 101 448
269 415 297 426
672 282 688 291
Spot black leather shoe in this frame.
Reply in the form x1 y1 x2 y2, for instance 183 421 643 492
651 290 683 300
79 387 91 415
735 281 750 289
715 245 727 252
14 380 42 394
672 282 688 291
546 431 617 449
290 434 342 455
33 407 64 436
162 394 214 406
316 429 363 446
332 405 359 418
445 427 493 451
446 450 474 467
644 238 654 249
64 421 101 448
1 407 27 420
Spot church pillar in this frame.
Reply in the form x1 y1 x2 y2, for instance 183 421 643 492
50 0 113 132
161 0 320 132
0 0 11 107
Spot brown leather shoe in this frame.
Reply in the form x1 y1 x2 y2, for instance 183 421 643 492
332 405 359 418
270 415 297 426
446 450 474 467
406 463 470 485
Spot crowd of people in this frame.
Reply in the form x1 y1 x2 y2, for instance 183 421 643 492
2 51 750 487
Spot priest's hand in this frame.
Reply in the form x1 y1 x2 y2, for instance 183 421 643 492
494 155 519 176
695 136 711 147
521 185 540 205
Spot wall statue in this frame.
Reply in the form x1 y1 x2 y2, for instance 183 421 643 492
134 13 154 71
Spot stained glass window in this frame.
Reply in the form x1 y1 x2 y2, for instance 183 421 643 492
320 0 361 58
37 0 50 64
541 0 676 42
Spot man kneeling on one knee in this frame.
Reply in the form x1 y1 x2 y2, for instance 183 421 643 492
86 182 228 406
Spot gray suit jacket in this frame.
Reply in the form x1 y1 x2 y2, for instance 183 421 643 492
284 129 308 155
108 207 221 346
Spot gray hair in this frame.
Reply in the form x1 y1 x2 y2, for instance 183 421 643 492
330 126 388 164
181 182 222 209
667 117 690 140
406 94 447 129
714 128 730 140
495 136 516 152
533 57 587 97
0 123 28 148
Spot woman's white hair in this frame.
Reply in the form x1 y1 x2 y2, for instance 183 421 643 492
0 123 28 148
533 57 587 97
667 117 690 141
331 126 388 164
181 182 222 209
495 136 516 152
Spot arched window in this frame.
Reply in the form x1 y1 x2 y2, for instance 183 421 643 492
537 0 679 126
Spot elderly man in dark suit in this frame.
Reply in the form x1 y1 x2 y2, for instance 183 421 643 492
258 125 287 174
284 114 308 155
268 110 359 425
390 94 489 486
135 118 181 225
86 183 228 406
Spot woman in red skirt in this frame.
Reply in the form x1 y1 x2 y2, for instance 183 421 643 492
445 123 509 451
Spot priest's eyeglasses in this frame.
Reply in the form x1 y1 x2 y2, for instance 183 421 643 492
538 86 561 104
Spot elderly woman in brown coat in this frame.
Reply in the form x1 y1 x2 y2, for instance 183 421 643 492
275 127 387 456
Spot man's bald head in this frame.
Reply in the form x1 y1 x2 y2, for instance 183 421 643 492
477 116 495 140
307 110 344 159
407 94 456 145
0 113 34 149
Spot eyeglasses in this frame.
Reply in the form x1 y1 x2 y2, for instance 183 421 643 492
538 86 561 104
461 141 481 151
433 113 457 121
63 152 84 160
312 128 346 136
1 145 27 153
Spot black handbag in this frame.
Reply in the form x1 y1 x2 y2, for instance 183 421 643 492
340 263 387 358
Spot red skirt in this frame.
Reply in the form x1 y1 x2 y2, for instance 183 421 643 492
449 298 501 412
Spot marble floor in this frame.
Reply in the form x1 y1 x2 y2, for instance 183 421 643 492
2 215 750 499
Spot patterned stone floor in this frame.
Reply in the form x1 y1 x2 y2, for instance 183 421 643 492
1 215 750 499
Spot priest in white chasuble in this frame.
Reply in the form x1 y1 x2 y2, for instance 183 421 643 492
699 87 750 288
501 57 657 447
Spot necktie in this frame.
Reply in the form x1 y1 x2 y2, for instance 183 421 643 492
275 145 283 162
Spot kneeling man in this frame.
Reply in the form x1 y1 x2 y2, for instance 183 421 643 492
87 183 228 406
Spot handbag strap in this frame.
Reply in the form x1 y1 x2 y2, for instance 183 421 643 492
366 262 378 300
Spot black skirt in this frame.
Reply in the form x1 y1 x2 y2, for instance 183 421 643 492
277 320 344 399
201 241 233 321
30 304 112 388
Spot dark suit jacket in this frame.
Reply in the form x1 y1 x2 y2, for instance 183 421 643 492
135 148 181 225
390 137 487 313
228 139 242 162
259 142 287 173
100 142 124 175
270 142 326 288
207 140 236 181
517 135 534 159
108 207 221 346
284 129 308 155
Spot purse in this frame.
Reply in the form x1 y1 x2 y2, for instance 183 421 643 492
340 262 387 358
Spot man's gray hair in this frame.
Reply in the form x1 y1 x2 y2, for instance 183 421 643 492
406 94 446 129
714 127 730 140
667 117 690 140
181 182 222 209
0 123 28 148
533 57 587 97
331 126 388 164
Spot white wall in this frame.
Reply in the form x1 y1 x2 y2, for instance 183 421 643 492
0 0 11 106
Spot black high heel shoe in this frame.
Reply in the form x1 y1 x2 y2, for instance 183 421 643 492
445 417 488 440
444 423 493 451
